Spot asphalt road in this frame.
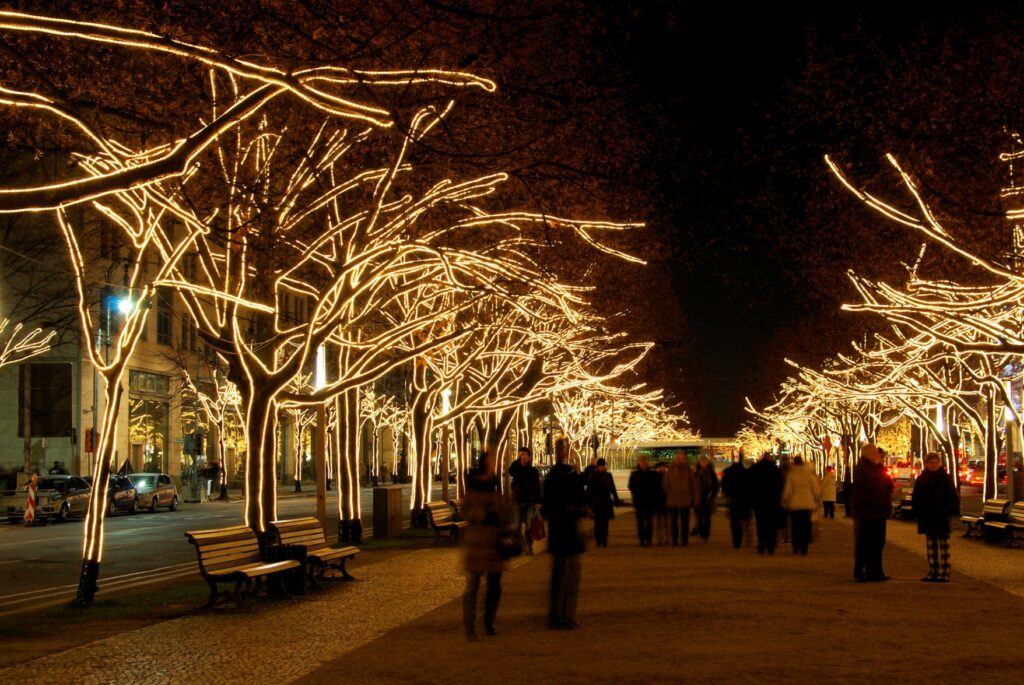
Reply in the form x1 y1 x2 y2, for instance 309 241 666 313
0 483 432 615
0 477 986 616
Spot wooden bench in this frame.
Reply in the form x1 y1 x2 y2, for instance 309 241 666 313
983 502 1024 547
961 499 1010 538
269 517 359 587
185 525 301 609
425 500 468 542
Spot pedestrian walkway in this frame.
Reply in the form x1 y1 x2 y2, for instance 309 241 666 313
0 512 1020 684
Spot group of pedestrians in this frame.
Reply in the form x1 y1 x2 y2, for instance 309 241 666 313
464 439 589 639
627 453 719 546
462 439 963 639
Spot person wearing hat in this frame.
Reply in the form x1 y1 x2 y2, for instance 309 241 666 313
585 458 621 548
911 452 959 582
853 443 894 582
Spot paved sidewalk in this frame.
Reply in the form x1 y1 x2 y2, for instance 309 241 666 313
0 511 1020 685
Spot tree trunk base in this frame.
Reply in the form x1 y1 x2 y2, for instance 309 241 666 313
73 559 100 607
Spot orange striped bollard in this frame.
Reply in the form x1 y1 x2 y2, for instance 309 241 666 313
23 474 38 525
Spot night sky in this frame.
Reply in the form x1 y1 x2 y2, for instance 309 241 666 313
620 1 1009 435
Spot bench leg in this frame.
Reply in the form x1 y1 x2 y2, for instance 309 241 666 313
233 579 249 610
338 558 356 581
204 578 223 609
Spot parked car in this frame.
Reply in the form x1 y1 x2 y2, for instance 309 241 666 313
128 472 179 512
105 474 139 515
1 475 91 523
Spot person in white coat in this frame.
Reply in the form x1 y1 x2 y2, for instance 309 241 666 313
782 456 822 556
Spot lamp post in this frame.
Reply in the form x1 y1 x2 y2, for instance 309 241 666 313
314 344 327 529
441 388 451 502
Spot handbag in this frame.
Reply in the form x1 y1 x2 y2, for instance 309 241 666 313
496 529 523 559
530 515 547 541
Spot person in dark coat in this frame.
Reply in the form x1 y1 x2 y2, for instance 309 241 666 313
912 451 960 582
462 453 507 639
720 453 751 548
509 447 541 554
852 443 895 582
628 455 660 546
693 455 719 542
542 437 586 629
748 452 784 555
585 458 621 547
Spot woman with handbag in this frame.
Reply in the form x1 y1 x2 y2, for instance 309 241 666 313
462 452 507 640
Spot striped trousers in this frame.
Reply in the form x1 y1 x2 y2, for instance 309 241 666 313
925 534 951 580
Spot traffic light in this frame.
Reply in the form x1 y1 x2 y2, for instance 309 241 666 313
194 430 204 455
84 428 100 453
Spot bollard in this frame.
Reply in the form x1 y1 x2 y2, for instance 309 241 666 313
23 474 38 525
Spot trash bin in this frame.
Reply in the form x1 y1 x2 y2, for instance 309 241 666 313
373 486 402 538
265 544 307 596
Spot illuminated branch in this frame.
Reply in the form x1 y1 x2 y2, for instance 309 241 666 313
0 318 55 368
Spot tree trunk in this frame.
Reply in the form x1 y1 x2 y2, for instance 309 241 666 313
338 388 362 542
410 388 433 513
74 370 125 606
985 387 999 501
243 390 279 537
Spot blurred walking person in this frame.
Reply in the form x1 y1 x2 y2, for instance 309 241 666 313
509 447 541 555
628 455 660 546
853 443 894 582
912 452 959 582
720 452 751 548
663 451 698 546
749 452 784 555
585 458 621 548
653 462 670 545
782 455 821 555
694 455 719 542
462 453 506 640
543 438 586 629
821 466 837 519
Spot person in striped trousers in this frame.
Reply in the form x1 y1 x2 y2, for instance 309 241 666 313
911 452 959 582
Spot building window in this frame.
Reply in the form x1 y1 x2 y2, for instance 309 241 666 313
18 363 73 437
180 315 196 352
129 370 170 395
157 288 172 346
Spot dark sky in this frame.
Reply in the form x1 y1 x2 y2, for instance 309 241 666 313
619 2 993 435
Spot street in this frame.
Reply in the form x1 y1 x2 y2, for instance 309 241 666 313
0 483 433 615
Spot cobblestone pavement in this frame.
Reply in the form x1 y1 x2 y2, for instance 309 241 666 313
0 547 488 685
1 512 1021 685
884 516 1024 600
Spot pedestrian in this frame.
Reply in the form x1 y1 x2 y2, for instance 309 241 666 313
203 460 221 500
48 461 67 475
628 455 660 546
585 458 621 547
821 466 837 519
911 452 959 583
782 455 822 556
509 446 541 555
748 451 784 555
720 452 750 549
653 462 670 545
542 437 586 630
693 454 719 542
663 451 698 546
462 452 506 640
778 455 791 543
852 443 894 582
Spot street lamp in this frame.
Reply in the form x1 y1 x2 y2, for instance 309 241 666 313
440 388 452 501
314 344 327 529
